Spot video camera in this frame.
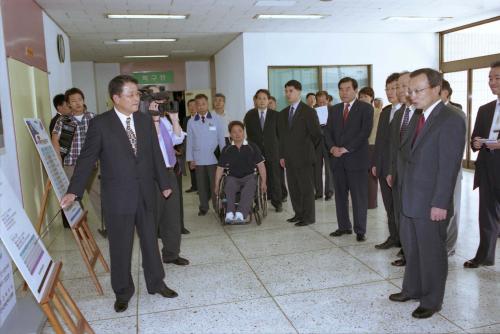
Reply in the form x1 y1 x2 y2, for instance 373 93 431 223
138 88 177 116
58 115 76 158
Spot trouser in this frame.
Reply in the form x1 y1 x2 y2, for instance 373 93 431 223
332 166 368 235
106 201 166 302
314 139 334 197
446 170 462 254
400 214 448 310
379 175 397 244
195 164 217 212
224 174 257 218
367 146 378 209
473 169 500 264
176 171 185 229
265 159 282 207
280 166 288 200
155 169 182 261
286 162 315 223
189 168 197 190
64 164 101 221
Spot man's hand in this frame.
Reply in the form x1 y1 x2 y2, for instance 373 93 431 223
189 161 196 170
485 139 500 150
149 101 160 112
280 159 285 168
162 189 172 198
60 193 77 208
430 207 447 221
371 166 377 177
386 175 393 188
472 137 483 150
168 111 179 122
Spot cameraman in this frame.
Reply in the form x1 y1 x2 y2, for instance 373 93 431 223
49 94 71 134
149 96 190 266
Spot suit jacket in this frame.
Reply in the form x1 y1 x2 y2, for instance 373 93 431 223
449 101 462 110
244 108 280 162
277 101 322 167
471 99 500 189
401 102 466 219
372 105 392 177
67 109 170 215
325 99 373 171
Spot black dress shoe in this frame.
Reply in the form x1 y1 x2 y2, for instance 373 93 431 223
389 292 412 302
286 216 301 223
272 203 283 212
391 258 406 267
375 238 397 249
412 306 439 319
151 286 178 298
181 227 191 235
356 234 366 242
114 300 128 313
198 210 207 216
295 221 314 226
324 194 333 201
329 229 353 237
315 194 323 200
463 260 479 268
163 257 190 266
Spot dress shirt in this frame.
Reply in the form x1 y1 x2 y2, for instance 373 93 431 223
390 103 402 122
157 117 186 168
422 99 442 121
114 107 136 133
488 99 500 140
186 111 227 165
400 104 415 128
258 108 267 121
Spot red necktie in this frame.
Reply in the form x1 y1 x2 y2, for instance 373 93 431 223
343 103 350 122
412 114 425 146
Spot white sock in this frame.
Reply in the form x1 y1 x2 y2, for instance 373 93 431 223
235 212 244 221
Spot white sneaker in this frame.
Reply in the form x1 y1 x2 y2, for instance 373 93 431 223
234 212 244 222
225 212 234 223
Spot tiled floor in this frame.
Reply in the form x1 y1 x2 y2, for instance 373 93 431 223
42 170 499 333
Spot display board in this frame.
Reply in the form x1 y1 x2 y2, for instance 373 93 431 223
0 242 16 327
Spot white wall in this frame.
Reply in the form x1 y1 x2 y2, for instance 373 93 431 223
94 63 120 114
71 61 97 114
42 12 72 115
214 34 246 122
185 61 211 90
215 32 439 121
0 4 21 198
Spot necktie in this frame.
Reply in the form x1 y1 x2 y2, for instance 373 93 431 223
400 106 410 139
126 117 137 156
412 114 426 146
201 115 206 123
260 111 265 130
159 119 177 166
288 106 294 127
343 103 350 123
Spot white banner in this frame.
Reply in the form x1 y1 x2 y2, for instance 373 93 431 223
0 242 16 327
24 118 83 226
0 171 54 303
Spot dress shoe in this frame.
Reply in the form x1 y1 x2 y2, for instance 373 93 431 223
151 286 178 298
315 194 323 200
181 227 191 235
163 257 190 266
198 210 207 216
114 300 128 313
389 292 412 302
287 216 301 223
295 221 314 227
356 234 367 242
324 194 333 201
272 204 283 212
375 239 397 250
282 197 287 202
185 188 197 193
329 229 353 237
391 258 406 267
412 306 439 319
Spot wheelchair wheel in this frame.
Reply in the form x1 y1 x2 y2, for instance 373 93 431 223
216 176 227 224
261 192 268 217
254 210 262 225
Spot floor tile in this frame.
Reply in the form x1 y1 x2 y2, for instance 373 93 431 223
178 234 243 265
466 323 500 333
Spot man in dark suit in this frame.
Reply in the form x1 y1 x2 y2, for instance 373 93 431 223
325 77 373 241
389 68 466 319
60 75 178 313
278 80 322 226
372 73 401 249
314 91 334 200
464 61 500 268
244 89 283 212
440 79 463 110
269 96 288 201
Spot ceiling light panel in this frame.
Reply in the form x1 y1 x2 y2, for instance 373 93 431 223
255 14 325 19
107 14 188 19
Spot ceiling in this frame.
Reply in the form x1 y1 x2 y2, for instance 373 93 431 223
36 0 500 63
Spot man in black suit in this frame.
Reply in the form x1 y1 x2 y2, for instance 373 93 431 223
314 90 334 200
389 68 466 319
325 77 373 241
278 80 322 226
440 79 463 110
464 61 500 268
244 89 283 212
372 73 401 249
60 75 178 313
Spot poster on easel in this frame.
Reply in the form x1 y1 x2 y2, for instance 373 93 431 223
0 171 54 303
24 118 83 227
0 242 16 327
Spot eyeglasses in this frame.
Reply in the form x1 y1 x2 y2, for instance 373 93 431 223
408 86 430 96
121 91 142 98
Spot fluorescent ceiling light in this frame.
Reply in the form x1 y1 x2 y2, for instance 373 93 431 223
171 50 195 53
107 14 188 19
384 16 452 21
255 14 325 19
123 55 169 58
116 38 177 42
255 1 296 6
104 40 132 45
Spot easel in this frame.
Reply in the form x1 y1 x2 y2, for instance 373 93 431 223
40 261 94 333
36 180 109 295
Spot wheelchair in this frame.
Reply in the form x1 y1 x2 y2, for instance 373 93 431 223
216 168 268 225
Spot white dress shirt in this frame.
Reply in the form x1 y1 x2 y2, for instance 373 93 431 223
390 103 402 122
400 104 415 128
422 99 442 121
114 108 136 132
157 117 186 168
488 99 500 140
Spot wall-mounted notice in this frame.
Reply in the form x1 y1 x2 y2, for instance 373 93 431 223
24 118 83 226
0 242 16 327
0 171 54 302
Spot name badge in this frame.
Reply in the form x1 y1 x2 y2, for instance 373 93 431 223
209 125 217 131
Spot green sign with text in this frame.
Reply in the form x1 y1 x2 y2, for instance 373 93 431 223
132 71 174 84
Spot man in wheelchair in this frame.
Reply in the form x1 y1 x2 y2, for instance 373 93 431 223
214 121 267 223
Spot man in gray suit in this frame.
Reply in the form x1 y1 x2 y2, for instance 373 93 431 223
389 68 466 319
